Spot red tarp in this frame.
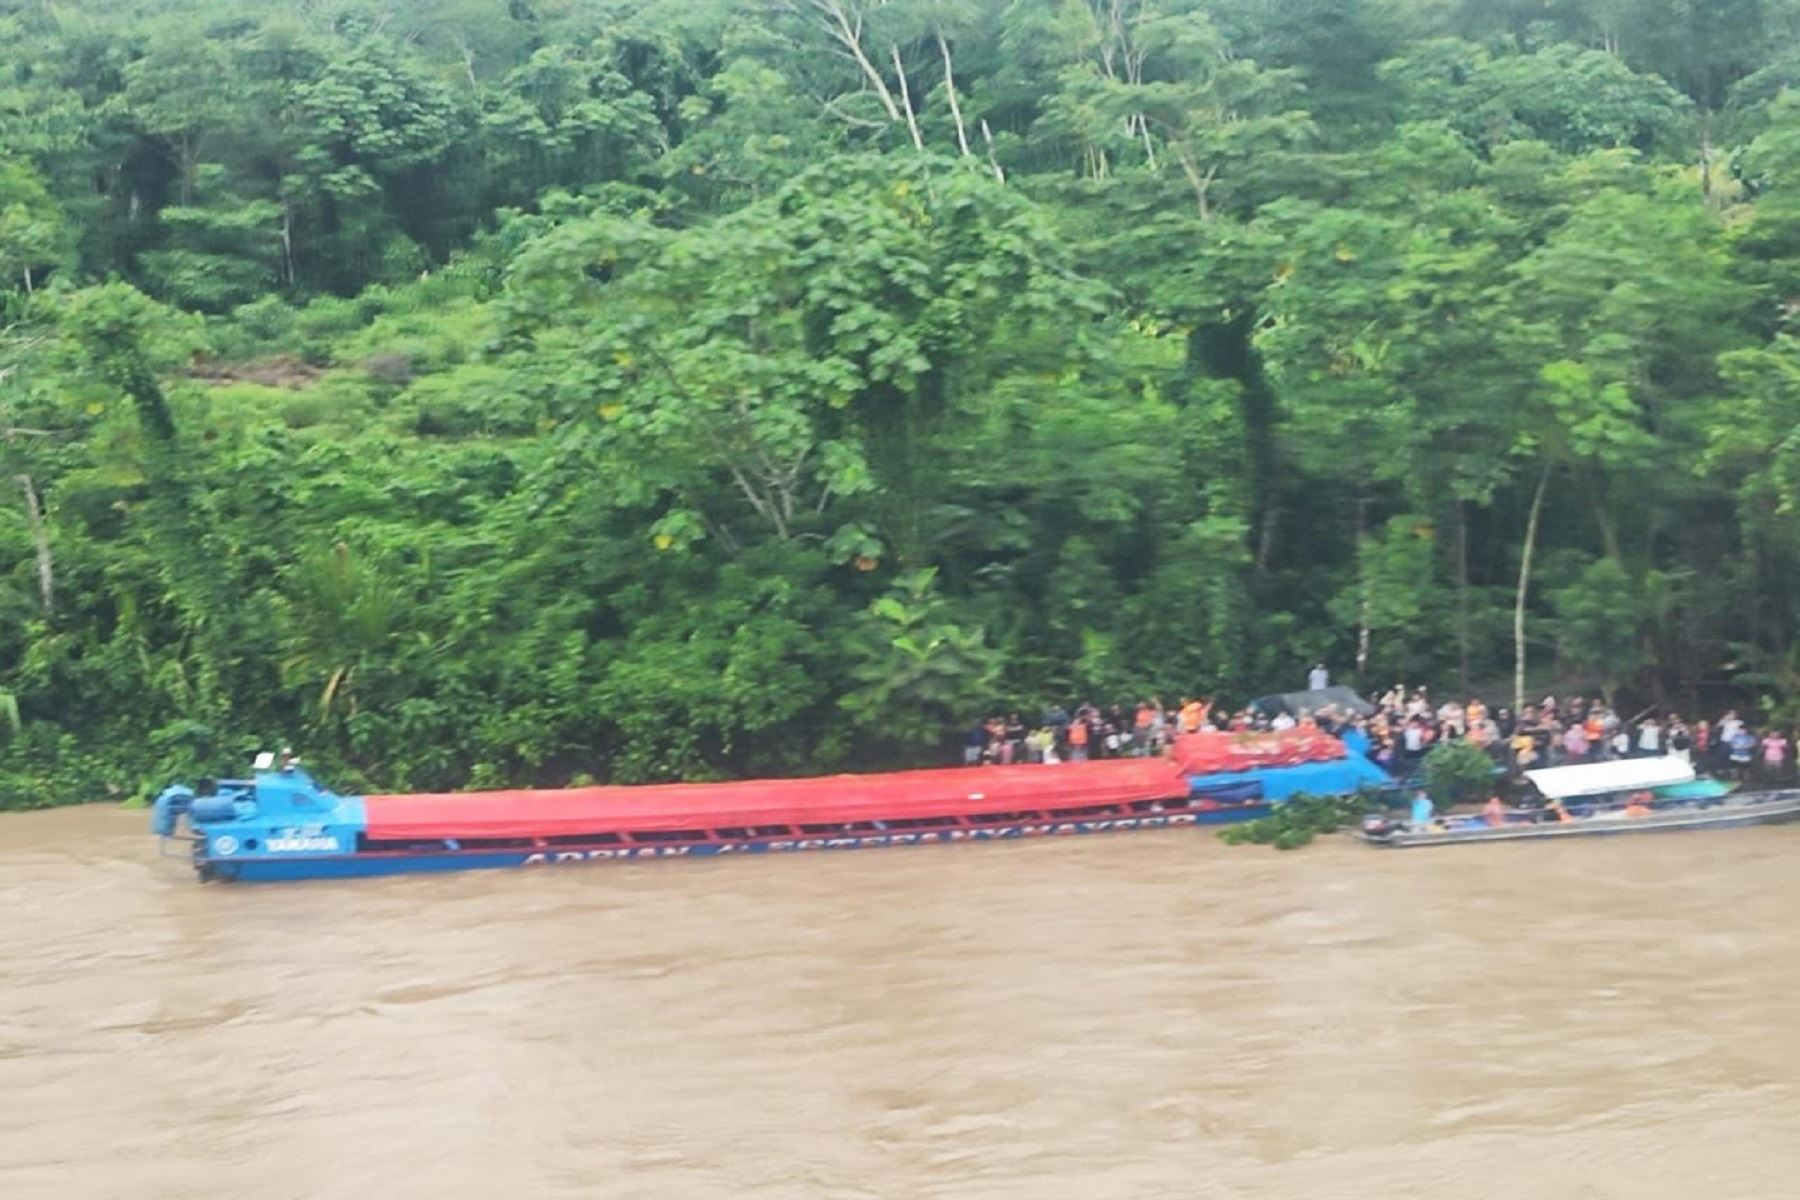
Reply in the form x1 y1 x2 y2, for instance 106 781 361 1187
1169 729 1346 775
363 758 1190 840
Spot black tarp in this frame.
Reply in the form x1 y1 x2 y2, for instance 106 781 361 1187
1249 686 1376 718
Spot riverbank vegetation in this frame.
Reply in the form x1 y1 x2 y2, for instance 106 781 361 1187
1217 790 1386 851
7 1 1800 807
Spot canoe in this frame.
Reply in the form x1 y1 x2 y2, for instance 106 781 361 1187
1359 788 1800 847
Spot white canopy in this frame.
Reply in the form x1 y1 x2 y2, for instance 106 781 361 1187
1524 757 1696 800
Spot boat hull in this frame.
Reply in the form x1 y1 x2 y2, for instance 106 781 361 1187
194 803 1275 882
1362 791 1800 848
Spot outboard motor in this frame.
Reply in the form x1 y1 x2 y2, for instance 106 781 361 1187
190 791 249 823
149 785 195 837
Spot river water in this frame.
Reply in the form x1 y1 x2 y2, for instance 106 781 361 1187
2 806 1796 1199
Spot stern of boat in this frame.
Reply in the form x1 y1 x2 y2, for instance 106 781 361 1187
149 754 366 881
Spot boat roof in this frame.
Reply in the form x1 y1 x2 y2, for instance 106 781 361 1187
363 758 1190 840
1524 757 1696 799
362 728 1351 841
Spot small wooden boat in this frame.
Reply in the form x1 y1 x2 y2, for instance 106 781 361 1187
1360 757 1800 847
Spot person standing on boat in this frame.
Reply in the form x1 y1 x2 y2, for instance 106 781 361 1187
1510 727 1537 774
1728 726 1757 780
964 720 987 766
1134 701 1155 756
1437 697 1467 738
1762 729 1790 783
1403 718 1428 768
1067 716 1090 762
1308 662 1330 691
1561 721 1591 764
1669 718 1693 764
1410 791 1436 830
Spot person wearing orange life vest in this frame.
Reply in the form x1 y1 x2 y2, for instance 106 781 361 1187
1178 697 1207 735
1067 717 1090 762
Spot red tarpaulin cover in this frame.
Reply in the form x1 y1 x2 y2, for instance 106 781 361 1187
1169 729 1346 775
363 758 1190 840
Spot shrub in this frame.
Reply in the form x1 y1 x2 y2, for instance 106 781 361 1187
1217 789 1387 851
1420 740 1497 808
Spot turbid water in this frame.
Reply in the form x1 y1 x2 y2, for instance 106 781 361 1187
2 805 1796 1199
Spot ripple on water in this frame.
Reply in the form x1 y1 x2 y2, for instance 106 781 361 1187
0 807 1797 1200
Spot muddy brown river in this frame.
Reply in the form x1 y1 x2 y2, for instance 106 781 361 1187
2 806 1796 1199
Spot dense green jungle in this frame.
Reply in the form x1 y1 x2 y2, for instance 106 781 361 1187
5 0 1800 806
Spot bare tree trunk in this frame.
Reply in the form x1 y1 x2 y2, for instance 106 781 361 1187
980 119 1004 184
1514 465 1550 713
179 134 196 206
1456 498 1470 692
1355 494 1371 682
454 32 478 87
280 196 296 288
810 1 902 121
890 43 924 151
1699 108 1715 204
936 32 971 157
16 474 52 617
1173 147 1215 219
1255 495 1280 575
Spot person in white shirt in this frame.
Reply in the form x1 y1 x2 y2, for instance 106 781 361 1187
1437 700 1466 737
1637 717 1661 756
1308 662 1330 691
1271 711 1297 731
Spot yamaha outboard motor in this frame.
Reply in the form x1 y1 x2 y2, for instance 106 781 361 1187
149 785 196 837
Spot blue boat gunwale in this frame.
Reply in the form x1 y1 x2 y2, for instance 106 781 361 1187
1360 787 1800 847
178 799 1276 882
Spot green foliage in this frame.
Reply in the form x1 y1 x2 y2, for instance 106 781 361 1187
1420 741 1497 809
1217 791 1385 850
840 568 1000 748
0 157 74 295
1551 558 1652 702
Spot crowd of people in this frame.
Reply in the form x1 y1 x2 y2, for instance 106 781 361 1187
1353 685 1792 783
961 700 1208 766
962 674 1796 785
